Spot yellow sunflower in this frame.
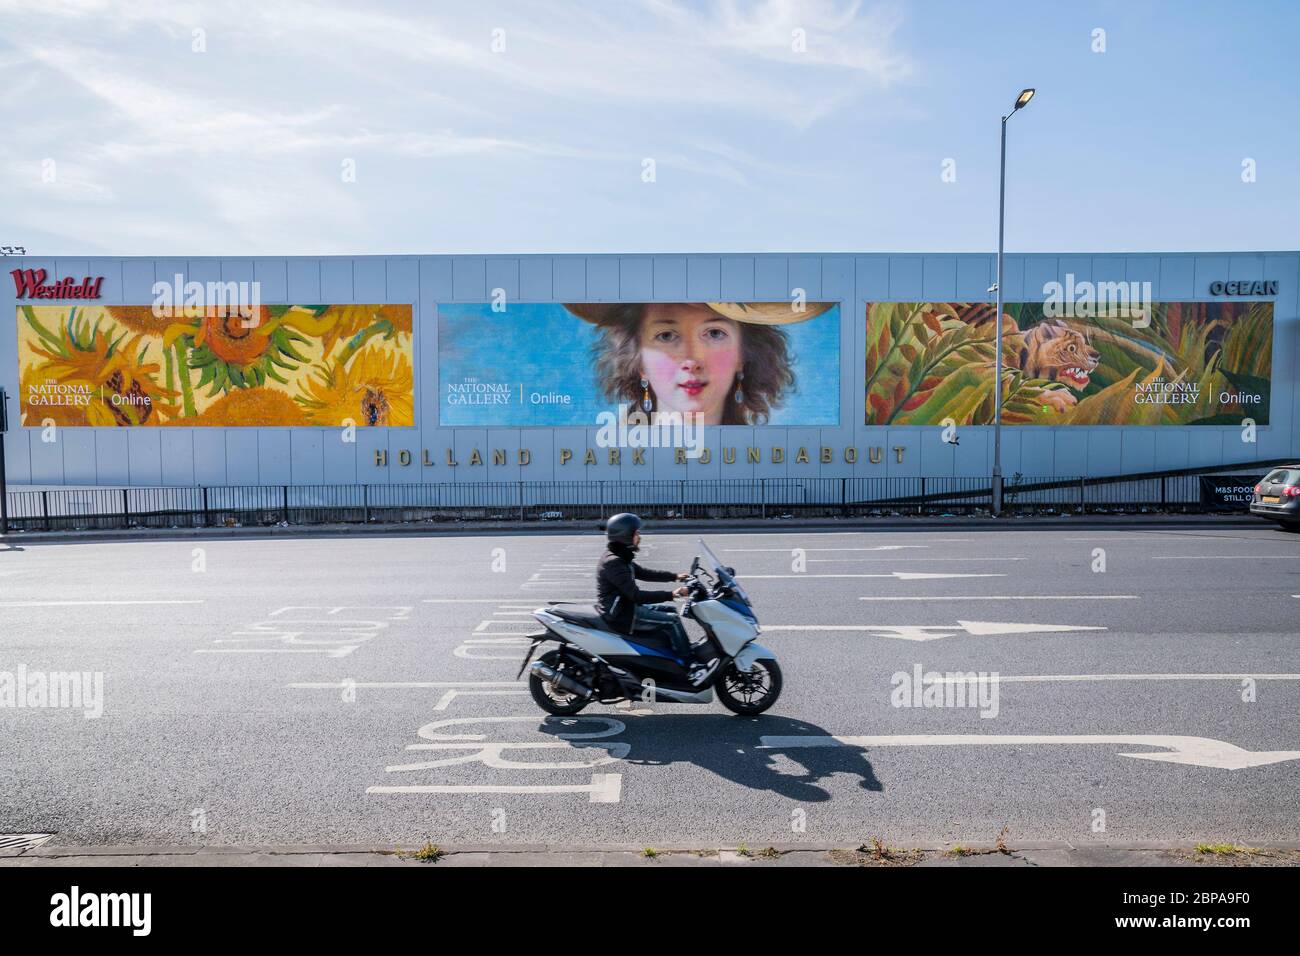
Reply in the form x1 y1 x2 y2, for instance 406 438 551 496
19 307 179 426
295 346 414 426
316 304 413 359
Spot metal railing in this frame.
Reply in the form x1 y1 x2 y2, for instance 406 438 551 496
0 470 1265 532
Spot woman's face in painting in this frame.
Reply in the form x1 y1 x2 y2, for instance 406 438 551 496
638 304 744 424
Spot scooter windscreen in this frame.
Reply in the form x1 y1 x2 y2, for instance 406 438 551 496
697 537 752 607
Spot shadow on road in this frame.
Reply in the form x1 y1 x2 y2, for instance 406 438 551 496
541 712 881 801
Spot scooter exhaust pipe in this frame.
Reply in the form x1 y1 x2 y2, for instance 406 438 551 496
529 661 594 699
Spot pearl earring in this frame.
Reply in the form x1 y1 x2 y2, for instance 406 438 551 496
733 369 745 404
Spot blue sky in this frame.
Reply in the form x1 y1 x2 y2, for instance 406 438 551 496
3 0 1297 256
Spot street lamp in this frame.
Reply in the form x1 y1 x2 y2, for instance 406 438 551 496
992 87 1035 516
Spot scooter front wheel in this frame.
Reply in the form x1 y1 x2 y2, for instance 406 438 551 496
715 659 782 716
529 650 590 716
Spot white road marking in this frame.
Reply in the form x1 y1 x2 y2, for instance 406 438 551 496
367 773 622 802
422 598 587 603
392 741 629 770
475 619 537 631
196 647 353 657
289 681 526 689
930 673 1300 683
859 595 1139 602
759 734 1300 770
808 557 1026 563
747 572 1005 580
762 621 1106 641
724 546 930 552
0 600 204 607
1154 555 1300 560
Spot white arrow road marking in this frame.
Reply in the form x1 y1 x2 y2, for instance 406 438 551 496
746 572 1005 580
367 773 622 802
859 595 1139 601
759 735 1300 770
761 621 1106 641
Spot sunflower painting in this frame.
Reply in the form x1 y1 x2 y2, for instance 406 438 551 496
16 303 414 427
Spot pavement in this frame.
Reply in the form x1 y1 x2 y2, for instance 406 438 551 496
0 511 1268 546
2 523 1299 863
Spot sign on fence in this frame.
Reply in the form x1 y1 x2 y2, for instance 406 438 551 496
1198 476 1257 510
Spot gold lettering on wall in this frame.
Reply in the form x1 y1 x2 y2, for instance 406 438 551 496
377 445 906 469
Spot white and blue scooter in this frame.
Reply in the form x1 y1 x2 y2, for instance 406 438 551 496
518 539 782 716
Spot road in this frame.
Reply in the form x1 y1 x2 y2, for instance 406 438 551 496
2 523 1299 850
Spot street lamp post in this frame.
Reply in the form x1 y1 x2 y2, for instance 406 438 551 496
992 87 1035 516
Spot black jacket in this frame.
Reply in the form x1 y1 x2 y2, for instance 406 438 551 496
595 542 678 634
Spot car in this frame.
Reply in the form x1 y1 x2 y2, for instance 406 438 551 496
1249 465 1300 530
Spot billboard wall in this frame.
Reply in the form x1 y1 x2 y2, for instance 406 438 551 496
16 303 414 427
438 301 841 427
864 300 1273 426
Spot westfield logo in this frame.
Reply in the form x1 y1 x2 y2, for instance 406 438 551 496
11 268 104 300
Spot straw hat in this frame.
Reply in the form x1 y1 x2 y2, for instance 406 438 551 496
565 301 834 326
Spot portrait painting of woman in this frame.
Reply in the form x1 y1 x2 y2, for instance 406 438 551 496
569 301 835 425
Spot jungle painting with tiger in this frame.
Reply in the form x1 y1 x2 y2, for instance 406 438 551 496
865 300 1273 427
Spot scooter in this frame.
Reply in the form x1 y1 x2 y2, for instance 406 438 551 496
517 538 782 716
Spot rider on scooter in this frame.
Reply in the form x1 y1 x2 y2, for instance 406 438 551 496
596 513 719 686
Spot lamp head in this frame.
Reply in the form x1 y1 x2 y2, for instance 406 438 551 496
1013 88 1036 111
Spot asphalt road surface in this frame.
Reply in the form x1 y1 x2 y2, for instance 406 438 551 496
2 524 1299 849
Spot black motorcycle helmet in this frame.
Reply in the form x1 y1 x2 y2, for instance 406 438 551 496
603 512 642 547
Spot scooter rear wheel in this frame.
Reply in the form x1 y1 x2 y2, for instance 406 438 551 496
715 659 782 716
529 650 590 716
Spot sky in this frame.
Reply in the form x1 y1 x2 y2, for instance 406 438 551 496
2 0 1298 257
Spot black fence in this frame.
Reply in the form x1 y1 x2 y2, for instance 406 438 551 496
0 471 1265 532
